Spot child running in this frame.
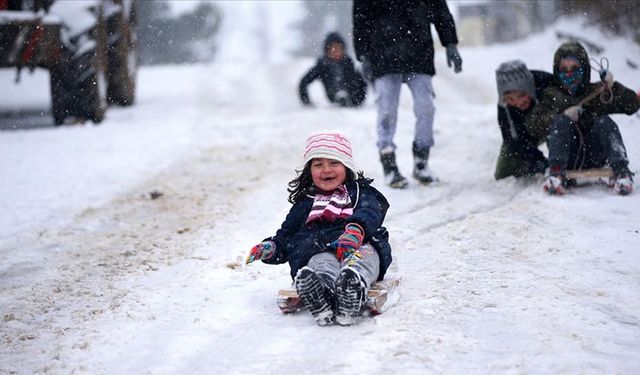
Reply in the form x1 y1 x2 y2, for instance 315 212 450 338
246 131 393 326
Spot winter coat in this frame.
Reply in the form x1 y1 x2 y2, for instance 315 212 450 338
526 42 640 141
298 56 367 106
352 0 458 79
262 178 392 281
298 33 366 106
494 70 554 179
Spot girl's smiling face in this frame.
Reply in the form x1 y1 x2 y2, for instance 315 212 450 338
310 158 347 192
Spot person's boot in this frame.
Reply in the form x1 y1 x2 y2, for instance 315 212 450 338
542 165 566 195
335 268 368 326
380 148 408 189
412 142 436 184
295 267 336 326
610 167 634 196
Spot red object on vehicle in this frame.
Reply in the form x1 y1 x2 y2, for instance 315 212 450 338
0 0 8 10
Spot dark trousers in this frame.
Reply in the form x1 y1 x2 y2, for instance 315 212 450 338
547 114 629 173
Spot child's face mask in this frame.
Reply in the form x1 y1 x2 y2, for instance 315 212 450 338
558 57 584 95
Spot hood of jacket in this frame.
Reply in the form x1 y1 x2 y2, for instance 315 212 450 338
324 32 346 53
553 41 591 94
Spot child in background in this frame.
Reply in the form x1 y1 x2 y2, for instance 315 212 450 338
494 60 554 180
526 42 640 195
246 132 392 326
298 32 367 108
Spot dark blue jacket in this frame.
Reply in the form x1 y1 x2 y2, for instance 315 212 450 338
262 178 392 281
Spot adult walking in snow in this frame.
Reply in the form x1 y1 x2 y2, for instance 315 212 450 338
352 0 462 188
298 32 367 108
246 132 392 326
527 42 640 195
494 60 554 180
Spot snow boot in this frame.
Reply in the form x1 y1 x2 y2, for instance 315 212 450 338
295 267 336 326
335 268 368 326
380 148 408 189
611 169 634 196
543 165 566 195
412 142 436 184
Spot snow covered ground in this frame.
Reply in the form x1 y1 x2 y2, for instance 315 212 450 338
1 13 640 374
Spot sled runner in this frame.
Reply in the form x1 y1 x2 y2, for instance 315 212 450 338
277 277 401 315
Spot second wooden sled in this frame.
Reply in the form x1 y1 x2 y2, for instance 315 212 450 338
564 168 614 188
277 278 401 315
565 167 613 180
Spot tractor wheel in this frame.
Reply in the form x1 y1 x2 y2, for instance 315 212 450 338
106 0 137 106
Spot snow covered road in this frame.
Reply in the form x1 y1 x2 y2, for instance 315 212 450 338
2 20 640 374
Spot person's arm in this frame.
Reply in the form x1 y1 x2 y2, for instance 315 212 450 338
499 105 543 158
298 64 321 105
261 200 310 264
347 185 386 239
582 81 640 116
352 0 371 61
431 0 458 47
525 88 562 142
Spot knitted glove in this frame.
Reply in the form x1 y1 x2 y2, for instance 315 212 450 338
331 223 364 261
246 241 276 264
445 44 462 73
599 69 614 89
563 105 583 121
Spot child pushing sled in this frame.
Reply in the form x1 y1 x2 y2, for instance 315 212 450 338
246 132 394 326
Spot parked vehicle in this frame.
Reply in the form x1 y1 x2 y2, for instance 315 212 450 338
0 0 137 125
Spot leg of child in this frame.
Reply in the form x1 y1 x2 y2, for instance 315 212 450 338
340 243 380 288
306 251 341 286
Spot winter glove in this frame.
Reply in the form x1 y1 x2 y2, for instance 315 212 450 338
599 69 614 89
563 105 583 121
246 240 276 264
330 223 364 261
445 44 462 73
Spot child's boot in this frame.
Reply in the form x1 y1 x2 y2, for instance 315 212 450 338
335 268 367 326
543 165 566 195
412 142 436 184
611 168 634 196
295 267 335 326
380 147 408 189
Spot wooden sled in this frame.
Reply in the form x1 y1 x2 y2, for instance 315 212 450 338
277 278 401 315
565 168 613 180
564 168 613 188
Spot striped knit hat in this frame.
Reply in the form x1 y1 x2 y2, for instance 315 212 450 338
303 131 355 173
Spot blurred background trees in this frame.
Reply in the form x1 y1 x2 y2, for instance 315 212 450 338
136 1 221 65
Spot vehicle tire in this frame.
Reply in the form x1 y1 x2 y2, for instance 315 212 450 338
106 0 137 106
70 9 108 124
49 60 74 126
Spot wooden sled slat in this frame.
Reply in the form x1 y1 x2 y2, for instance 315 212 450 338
565 168 613 180
277 277 401 315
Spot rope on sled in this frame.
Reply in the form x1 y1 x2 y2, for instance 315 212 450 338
571 56 615 171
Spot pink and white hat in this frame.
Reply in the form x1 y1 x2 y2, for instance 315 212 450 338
303 131 355 173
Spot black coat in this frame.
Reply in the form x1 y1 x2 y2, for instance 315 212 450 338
498 70 555 156
352 0 458 78
262 178 392 281
298 56 366 106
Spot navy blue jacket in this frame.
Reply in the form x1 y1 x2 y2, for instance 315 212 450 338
262 178 392 281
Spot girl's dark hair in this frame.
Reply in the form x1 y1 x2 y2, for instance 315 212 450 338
287 161 365 204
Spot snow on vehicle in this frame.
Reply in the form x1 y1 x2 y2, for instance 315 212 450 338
0 0 137 125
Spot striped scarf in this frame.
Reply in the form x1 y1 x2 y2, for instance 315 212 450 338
306 185 353 225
